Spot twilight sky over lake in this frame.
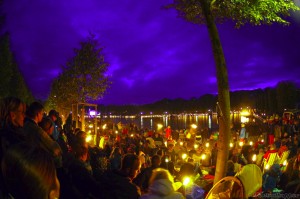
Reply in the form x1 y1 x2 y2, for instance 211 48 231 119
1 0 300 105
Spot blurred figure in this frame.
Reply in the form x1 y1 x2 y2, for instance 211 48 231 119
23 102 62 163
165 126 172 139
109 147 122 170
101 153 141 199
39 117 54 137
68 142 104 198
262 164 281 193
226 160 236 176
0 97 26 194
1 142 60 199
133 154 161 193
0 97 26 158
140 168 184 199
48 109 59 141
176 163 205 199
255 148 265 167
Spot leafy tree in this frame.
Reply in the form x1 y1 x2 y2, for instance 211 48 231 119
168 0 300 184
48 34 111 111
0 33 13 97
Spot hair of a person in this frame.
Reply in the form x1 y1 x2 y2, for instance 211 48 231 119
26 101 44 118
1 142 59 199
179 162 195 177
39 117 53 133
149 168 174 185
48 109 58 117
121 153 139 170
0 97 24 127
73 142 88 159
151 154 161 165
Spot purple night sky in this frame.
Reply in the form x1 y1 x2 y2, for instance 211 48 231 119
1 0 300 105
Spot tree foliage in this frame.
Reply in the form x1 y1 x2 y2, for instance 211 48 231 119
48 35 111 111
168 0 300 27
0 33 34 103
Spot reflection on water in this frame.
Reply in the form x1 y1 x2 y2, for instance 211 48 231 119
106 112 242 131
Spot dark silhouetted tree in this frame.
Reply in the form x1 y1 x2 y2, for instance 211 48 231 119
0 33 33 103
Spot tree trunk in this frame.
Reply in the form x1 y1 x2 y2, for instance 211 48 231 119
200 0 231 184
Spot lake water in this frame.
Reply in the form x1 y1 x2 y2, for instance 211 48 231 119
102 112 243 131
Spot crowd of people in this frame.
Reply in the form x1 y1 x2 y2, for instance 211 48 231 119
0 96 300 198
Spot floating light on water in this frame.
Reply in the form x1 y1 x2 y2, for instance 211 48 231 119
191 124 197 129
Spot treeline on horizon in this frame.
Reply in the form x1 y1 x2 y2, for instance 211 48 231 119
99 81 300 115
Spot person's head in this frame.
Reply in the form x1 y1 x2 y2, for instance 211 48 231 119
0 97 26 128
2 142 60 199
259 148 264 154
26 101 44 123
73 142 89 162
39 117 54 136
179 162 195 178
48 110 58 122
156 149 164 157
121 153 140 179
75 130 87 143
151 155 161 167
149 168 174 185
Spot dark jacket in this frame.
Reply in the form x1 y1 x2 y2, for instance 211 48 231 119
23 119 62 157
68 158 104 198
101 170 141 199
